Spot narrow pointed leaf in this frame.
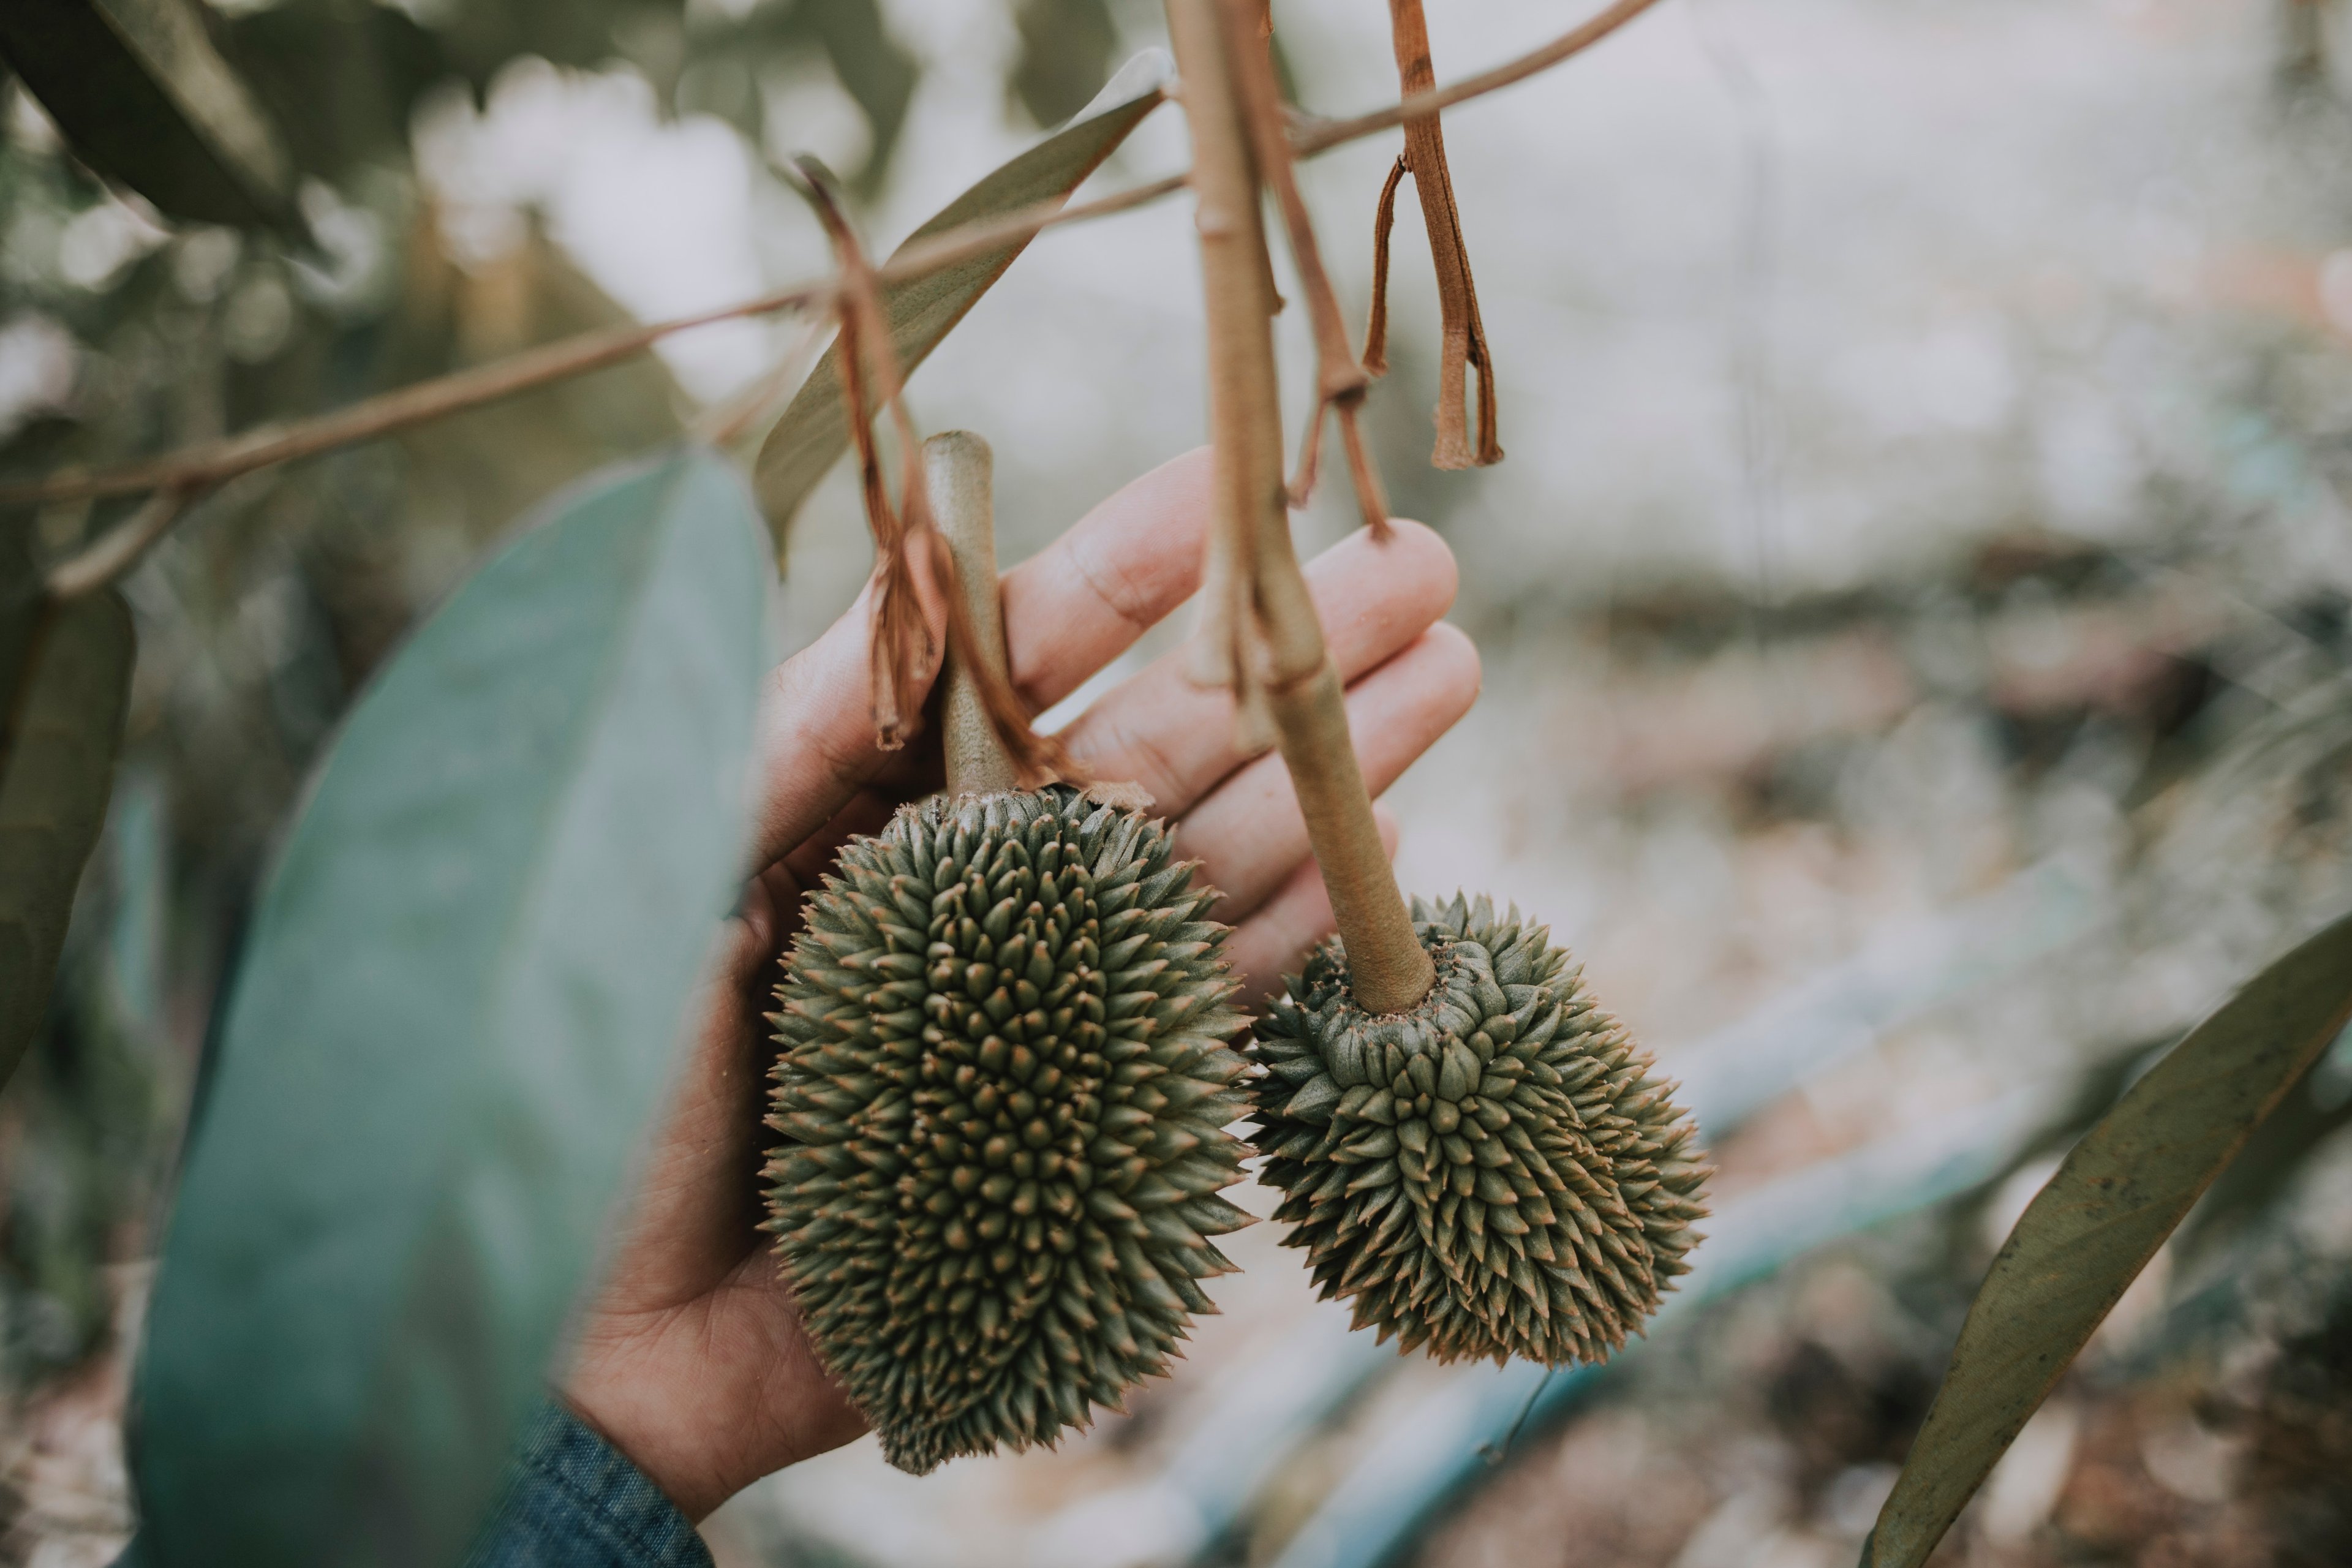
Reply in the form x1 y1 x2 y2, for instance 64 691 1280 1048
1861 908 2352 1568
134 449 772 1568
0 591 135 1089
0 0 304 238
752 51 1168 536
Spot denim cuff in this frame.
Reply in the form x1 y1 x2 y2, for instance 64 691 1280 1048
468 1399 714 1568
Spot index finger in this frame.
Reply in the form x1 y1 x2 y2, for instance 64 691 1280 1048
998 447 1215 715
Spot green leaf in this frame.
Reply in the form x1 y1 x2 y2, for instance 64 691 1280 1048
1009 0 1120 129
132 449 772 1568
219 0 451 184
752 51 1168 537
0 0 305 238
793 0 921 194
0 592 135 1090
1860 908 2352 1568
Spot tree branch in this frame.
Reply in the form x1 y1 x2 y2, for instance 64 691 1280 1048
0 0 1665 531
1166 0 1434 1016
1292 0 1668 156
46 486 205 599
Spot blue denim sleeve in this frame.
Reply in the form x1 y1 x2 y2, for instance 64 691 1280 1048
467 1400 715 1568
107 1400 709 1568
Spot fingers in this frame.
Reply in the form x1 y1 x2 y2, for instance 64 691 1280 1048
1226 804 1401 1005
1177 622 1480 919
749 454 1212 870
1058 519 1458 812
998 447 1216 715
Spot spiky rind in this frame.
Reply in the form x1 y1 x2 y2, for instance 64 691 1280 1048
764 786 1255 1474
1249 893 1709 1368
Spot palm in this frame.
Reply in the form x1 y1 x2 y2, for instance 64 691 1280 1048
560 450 1476 1520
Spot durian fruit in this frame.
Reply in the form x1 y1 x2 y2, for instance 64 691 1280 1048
1249 894 1709 1367
763 433 1257 1474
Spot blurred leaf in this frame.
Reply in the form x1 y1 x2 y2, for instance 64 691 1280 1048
382 211 688 562
1860 908 2352 1568
0 592 135 1091
221 0 450 183
753 52 1167 537
426 0 683 93
794 0 918 191
0 0 304 238
1009 0 1119 128
2173 1036 2352 1267
133 448 772 1568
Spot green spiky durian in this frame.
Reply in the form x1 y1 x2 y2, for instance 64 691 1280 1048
764 785 1257 1474
1249 894 1709 1367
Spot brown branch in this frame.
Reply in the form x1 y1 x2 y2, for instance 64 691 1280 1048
1167 0 1434 1014
1386 0 1501 469
1293 0 1669 156
692 314 832 451
0 177 1186 514
0 0 1665 524
45 486 205 599
1224 0 1387 534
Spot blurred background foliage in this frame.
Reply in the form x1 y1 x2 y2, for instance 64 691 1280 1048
4 0 2352 1564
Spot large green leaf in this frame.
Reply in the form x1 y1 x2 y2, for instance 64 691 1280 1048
1859 907 2352 1568
0 0 304 238
753 51 1168 534
0 592 136 1090
132 448 772 1568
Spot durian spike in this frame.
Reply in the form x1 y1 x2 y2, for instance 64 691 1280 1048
1246 895 1711 1368
926 431 1020 798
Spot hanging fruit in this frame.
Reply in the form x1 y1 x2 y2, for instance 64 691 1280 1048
1162 0 1709 1369
763 433 1257 1473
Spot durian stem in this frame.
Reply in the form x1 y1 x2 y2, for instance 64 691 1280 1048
1166 0 1436 1016
927 431 1020 797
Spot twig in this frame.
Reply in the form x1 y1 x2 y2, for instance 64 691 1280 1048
1478 1367 1559 1465
1292 0 1670 156
1384 0 1500 469
1168 0 1434 1015
1224 0 1388 533
0 183 1177 513
47 487 205 599
692 314 834 451
0 0 1665 521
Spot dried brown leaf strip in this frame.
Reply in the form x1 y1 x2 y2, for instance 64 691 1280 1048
1383 0 1501 469
793 162 1080 786
1222 0 1389 533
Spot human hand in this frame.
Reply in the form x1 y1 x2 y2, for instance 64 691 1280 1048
557 448 1479 1520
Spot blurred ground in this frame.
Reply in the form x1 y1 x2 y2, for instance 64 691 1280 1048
6 0 2352 1564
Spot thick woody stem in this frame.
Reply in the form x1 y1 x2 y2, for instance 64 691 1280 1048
1167 0 1434 1014
927 432 1020 798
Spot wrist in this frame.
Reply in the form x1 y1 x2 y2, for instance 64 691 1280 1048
557 1373 739 1524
